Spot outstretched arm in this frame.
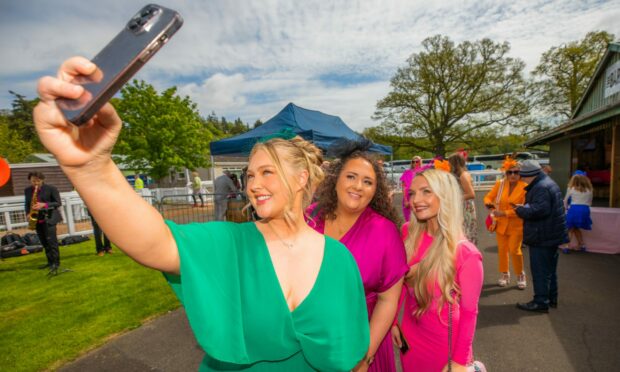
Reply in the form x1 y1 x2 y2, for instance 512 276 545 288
34 57 179 273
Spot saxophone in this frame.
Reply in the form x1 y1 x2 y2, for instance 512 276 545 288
28 186 39 230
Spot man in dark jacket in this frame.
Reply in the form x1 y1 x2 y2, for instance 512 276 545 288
514 160 568 313
25 172 63 274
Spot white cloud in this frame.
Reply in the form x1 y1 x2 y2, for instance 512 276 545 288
1 0 619 132
179 73 247 111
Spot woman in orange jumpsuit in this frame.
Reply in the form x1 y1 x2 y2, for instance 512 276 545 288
484 157 528 289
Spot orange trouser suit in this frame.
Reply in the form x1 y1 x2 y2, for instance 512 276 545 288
484 179 528 274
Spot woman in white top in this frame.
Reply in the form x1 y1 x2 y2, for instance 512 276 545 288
562 170 593 253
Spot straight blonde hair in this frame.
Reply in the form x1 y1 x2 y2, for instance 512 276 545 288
405 169 464 318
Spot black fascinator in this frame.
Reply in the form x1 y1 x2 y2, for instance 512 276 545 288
327 137 373 159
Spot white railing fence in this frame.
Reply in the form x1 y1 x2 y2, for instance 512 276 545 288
0 189 156 238
1 172 502 238
386 169 502 190
471 170 503 189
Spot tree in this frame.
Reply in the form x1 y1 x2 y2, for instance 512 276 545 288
232 118 248 135
114 80 213 182
6 91 43 151
461 129 530 155
0 113 34 162
532 31 614 119
375 35 530 157
253 119 264 129
363 124 435 160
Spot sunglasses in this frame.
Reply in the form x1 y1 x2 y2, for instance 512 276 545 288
506 170 520 175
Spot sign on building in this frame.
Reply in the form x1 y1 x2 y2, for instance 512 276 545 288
605 60 620 98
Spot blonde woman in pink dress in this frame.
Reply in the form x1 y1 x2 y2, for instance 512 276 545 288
392 168 484 372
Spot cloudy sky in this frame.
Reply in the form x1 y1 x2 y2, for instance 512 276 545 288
1 0 619 132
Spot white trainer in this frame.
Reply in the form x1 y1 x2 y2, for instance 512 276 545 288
517 273 527 290
498 272 510 287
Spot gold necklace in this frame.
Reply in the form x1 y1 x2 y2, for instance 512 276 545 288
267 221 296 249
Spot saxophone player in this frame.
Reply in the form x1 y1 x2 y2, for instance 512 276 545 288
24 172 62 273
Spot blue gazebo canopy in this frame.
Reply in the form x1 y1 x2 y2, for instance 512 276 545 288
209 103 392 156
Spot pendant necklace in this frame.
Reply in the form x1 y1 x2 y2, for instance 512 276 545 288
267 221 296 249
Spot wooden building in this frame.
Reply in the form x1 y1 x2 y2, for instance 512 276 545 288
0 156 74 198
525 42 620 208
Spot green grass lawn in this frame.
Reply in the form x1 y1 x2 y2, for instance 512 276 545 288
0 240 180 372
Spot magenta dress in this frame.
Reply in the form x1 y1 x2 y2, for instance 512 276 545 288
398 231 483 371
307 205 408 372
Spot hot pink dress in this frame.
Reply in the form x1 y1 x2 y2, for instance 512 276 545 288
307 205 408 372
398 229 483 371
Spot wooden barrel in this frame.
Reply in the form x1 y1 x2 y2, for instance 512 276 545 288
226 199 248 222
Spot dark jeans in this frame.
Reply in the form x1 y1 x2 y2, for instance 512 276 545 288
91 217 111 253
192 190 204 205
529 245 559 305
36 222 59 266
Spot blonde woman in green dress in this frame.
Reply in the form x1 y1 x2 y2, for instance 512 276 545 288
34 56 370 371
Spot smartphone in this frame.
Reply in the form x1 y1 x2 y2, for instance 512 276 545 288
56 4 183 125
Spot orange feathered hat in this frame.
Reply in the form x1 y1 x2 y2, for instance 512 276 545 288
434 159 451 172
501 155 519 171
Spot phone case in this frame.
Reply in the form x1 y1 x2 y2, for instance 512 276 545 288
57 4 183 125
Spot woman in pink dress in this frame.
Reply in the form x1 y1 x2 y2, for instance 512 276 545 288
392 168 484 372
308 139 408 372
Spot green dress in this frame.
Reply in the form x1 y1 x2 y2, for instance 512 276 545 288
164 221 370 371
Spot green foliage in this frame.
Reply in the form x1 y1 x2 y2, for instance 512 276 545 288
532 31 614 119
363 125 435 160
202 111 250 136
7 91 40 144
375 35 530 157
364 123 537 160
462 129 530 155
1 91 44 155
0 241 178 372
114 80 213 181
253 119 264 128
0 113 34 162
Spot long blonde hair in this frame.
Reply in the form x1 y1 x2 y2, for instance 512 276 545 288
405 169 464 318
249 136 324 228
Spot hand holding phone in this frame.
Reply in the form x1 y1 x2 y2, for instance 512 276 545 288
56 4 183 125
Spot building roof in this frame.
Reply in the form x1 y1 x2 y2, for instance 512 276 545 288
525 42 620 147
23 153 58 163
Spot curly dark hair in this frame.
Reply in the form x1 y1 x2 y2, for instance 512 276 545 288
315 139 400 225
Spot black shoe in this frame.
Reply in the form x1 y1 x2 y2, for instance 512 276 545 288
549 299 557 308
38 263 51 269
47 264 59 276
516 301 549 313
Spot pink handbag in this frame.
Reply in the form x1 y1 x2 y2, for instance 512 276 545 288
485 179 505 233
